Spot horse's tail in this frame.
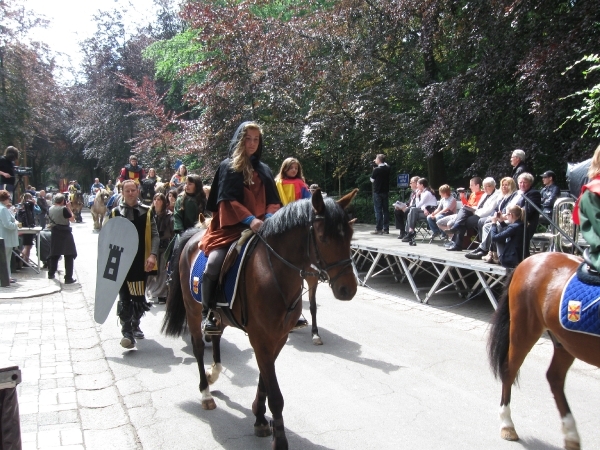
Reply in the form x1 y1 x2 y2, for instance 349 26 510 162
487 270 515 382
161 228 202 337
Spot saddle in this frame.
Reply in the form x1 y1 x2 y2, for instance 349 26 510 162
219 229 254 285
576 249 600 286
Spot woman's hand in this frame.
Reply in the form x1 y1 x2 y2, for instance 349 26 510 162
250 218 263 233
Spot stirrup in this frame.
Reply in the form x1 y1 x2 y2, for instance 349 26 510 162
202 313 222 336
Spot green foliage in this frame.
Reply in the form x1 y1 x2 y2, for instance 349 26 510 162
560 54 600 138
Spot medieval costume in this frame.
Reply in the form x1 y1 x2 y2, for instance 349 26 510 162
118 163 146 185
199 122 281 333
276 177 311 206
109 200 159 347
574 176 600 272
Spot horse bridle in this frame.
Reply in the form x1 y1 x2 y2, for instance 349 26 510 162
252 213 354 321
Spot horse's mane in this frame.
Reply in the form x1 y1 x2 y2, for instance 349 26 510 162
260 198 348 239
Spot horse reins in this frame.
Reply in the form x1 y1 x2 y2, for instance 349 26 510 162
254 213 354 319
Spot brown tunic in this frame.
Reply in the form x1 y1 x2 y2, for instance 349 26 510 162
200 171 279 255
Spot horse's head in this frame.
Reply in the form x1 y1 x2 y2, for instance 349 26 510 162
309 188 358 301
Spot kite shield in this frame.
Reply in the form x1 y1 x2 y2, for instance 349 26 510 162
94 216 138 324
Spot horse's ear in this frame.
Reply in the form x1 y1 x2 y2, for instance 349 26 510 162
349 218 357 224
312 189 325 215
337 188 359 210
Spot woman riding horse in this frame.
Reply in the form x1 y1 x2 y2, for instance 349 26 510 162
200 121 281 334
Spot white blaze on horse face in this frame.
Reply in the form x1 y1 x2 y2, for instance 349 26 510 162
499 405 515 429
561 413 580 445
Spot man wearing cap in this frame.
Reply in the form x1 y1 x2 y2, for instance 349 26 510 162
510 149 529 184
540 170 560 225
118 155 146 185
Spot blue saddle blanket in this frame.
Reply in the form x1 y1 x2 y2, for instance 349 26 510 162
189 237 254 308
559 273 600 337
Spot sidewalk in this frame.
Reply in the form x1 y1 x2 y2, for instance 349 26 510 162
0 263 62 300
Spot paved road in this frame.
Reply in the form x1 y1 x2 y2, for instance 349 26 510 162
2 210 600 450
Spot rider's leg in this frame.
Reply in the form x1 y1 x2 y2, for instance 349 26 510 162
202 248 227 335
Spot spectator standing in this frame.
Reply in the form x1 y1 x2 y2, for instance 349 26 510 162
0 190 19 283
166 189 177 213
36 190 49 229
510 149 529 184
370 154 391 235
47 194 77 284
145 193 173 304
170 164 187 188
108 179 159 349
0 146 19 202
118 155 146 185
17 193 40 262
539 170 561 225
275 157 311 205
141 168 160 206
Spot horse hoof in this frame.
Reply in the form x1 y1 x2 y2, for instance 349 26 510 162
202 398 216 410
565 440 580 450
500 427 519 441
254 423 271 437
312 335 323 345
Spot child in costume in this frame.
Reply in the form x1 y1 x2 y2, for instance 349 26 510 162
275 157 311 206
574 144 600 272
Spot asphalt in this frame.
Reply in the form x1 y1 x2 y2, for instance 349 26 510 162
2 211 600 450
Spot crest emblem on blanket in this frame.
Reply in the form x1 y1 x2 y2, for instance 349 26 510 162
193 277 200 295
559 274 600 336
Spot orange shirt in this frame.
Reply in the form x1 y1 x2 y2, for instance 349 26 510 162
461 190 483 208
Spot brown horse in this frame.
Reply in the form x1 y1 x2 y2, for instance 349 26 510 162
69 191 84 223
488 252 600 450
162 189 358 449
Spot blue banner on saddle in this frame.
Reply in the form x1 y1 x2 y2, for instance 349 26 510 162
559 273 600 337
189 239 253 308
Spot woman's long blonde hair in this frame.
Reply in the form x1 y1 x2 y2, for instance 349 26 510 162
230 122 262 185
588 144 600 179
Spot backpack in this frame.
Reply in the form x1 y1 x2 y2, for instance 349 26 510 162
17 202 35 227
141 178 157 202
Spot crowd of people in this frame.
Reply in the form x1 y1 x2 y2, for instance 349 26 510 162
371 149 557 270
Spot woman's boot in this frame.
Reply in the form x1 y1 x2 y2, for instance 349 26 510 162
201 276 221 335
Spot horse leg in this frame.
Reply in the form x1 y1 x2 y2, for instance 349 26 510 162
308 281 322 345
253 335 288 450
499 330 542 442
189 316 216 410
206 334 222 385
546 345 580 450
252 374 271 437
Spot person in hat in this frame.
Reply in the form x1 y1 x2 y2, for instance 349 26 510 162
540 170 560 225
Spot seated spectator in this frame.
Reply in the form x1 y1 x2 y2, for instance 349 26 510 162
426 184 457 241
446 177 499 251
539 170 560 225
394 176 419 239
515 172 542 258
490 205 525 268
402 178 438 242
439 178 484 238
466 177 520 260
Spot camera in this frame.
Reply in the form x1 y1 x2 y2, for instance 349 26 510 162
456 187 465 193
496 211 503 218
15 166 33 177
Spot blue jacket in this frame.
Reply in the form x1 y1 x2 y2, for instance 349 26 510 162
491 220 525 268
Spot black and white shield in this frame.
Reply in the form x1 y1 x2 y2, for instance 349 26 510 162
94 216 138 324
